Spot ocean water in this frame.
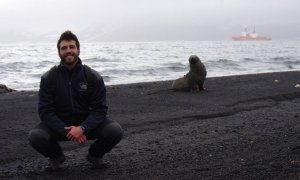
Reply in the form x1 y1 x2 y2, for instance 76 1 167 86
0 41 299 91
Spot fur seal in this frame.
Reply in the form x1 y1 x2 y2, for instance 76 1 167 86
172 55 207 92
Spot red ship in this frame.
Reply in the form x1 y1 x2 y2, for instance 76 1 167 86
232 26 272 41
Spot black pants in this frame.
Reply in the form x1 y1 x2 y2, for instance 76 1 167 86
28 120 123 159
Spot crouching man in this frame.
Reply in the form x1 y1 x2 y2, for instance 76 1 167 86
28 30 123 170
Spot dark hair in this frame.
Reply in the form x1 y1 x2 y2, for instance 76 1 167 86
57 30 80 50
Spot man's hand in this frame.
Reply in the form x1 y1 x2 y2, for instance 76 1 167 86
65 126 87 144
76 134 87 145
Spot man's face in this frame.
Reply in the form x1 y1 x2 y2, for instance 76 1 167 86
58 40 79 66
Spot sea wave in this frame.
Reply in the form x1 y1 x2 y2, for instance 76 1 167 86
0 41 299 90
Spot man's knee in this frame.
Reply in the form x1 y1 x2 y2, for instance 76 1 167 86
101 122 123 142
28 129 50 145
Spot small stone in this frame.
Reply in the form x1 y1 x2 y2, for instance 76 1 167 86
0 84 15 93
17 165 23 170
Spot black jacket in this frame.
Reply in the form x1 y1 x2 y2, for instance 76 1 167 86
38 59 108 136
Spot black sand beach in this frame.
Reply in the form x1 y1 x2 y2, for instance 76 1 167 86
1 71 300 179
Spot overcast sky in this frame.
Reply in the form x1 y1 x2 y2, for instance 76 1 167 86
0 0 299 42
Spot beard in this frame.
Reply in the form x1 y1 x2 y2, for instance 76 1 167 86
59 52 79 66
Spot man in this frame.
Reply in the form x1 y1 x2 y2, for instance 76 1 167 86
28 30 123 170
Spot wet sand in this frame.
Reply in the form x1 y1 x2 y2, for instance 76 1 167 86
1 71 300 179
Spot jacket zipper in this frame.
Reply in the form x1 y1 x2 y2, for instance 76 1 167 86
68 74 75 125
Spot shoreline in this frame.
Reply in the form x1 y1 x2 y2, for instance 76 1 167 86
1 71 300 179
0 70 300 94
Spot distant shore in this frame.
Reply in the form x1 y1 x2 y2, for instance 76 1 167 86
1 71 300 179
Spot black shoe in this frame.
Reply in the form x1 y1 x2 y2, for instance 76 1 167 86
49 154 66 170
86 154 107 169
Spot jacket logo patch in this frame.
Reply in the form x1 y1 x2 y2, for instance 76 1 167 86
79 82 88 91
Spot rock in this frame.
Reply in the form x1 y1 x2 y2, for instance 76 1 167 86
0 84 16 93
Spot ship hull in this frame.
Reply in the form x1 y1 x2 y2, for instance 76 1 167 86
232 36 272 41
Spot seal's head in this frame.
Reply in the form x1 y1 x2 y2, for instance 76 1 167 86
189 55 201 65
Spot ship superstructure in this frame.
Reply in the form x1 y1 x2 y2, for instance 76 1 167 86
232 26 272 41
